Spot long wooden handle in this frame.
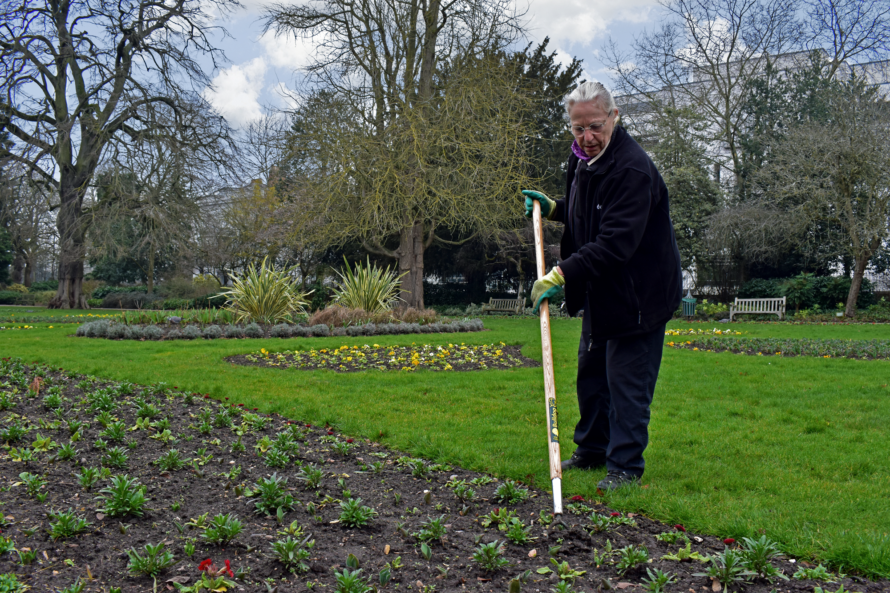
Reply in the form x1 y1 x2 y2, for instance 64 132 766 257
532 200 563 514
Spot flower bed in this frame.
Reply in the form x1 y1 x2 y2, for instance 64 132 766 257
228 343 538 372
667 336 890 360
75 318 485 340
1 358 882 592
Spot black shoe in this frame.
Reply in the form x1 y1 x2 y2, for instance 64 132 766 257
561 451 606 471
596 469 641 491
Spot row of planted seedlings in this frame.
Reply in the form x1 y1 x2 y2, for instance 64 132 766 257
0 357 862 593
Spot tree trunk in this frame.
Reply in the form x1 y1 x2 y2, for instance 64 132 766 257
48 186 89 309
845 253 871 318
397 221 425 309
23 255 32 287
11 253 24 284
147 249 155 294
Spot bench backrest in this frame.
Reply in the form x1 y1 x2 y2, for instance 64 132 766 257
732 297 786 312
488 298 523 308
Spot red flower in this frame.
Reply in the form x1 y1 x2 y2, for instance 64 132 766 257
223 559 234 577
253 408 258 411
610 512 621 517
674 524 686 532
203 395 210 399
327 431 334 435
346 438 354 443
173 386 179 389
238 404 244 407
570 495 584 502
724 538 736 545
493 507 500 514
306 424 312 428
225 397 229 400
198 559 213 572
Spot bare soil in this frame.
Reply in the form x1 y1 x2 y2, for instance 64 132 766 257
0 358 886 593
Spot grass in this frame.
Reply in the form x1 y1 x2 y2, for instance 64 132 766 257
2 315 889 577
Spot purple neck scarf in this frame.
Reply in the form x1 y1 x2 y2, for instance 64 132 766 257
571 140 589 161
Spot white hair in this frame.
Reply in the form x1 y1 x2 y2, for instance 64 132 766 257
564 81 617 119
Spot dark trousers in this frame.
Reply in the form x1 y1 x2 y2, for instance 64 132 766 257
574 323 667 477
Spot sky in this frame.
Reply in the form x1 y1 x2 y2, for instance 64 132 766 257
202 0 663 127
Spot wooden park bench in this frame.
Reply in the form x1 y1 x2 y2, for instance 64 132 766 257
481 298 525 315
729 296 786 321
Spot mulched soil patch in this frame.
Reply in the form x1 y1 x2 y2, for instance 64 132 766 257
226 344 541 373
0 358 887 592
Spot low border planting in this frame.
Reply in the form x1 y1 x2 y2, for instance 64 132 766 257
75 318 485 340
667 335 890 359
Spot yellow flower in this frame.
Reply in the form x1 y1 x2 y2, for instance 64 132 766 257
693 347 699 351
346 357 353 362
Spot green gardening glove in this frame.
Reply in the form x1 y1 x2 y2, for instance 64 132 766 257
522 190 556 220
531 268 565 315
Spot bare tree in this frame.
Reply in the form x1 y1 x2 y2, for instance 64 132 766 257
755 82 890 316
603 0 801 191
804 0 890 78
1 0 239 308
0 168 54 286
241 112 290 184
263 0 532 308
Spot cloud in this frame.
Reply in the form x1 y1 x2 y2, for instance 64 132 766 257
259 30 318 70
203 57 268 126
525 0 660 47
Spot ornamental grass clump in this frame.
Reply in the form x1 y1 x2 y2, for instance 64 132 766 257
332 257 405 313
220 257 310 325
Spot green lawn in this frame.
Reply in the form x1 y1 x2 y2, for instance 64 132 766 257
2 316 889 577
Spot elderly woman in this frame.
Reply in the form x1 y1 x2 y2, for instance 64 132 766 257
522 81 682 491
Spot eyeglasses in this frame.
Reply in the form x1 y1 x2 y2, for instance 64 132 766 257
570 120 610 136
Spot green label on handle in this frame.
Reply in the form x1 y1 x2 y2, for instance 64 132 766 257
548 399 558 443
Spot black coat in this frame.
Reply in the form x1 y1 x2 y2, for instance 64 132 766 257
552 126 682 340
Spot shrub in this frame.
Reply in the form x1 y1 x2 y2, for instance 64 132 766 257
0 291 27 305
182 325 203 340
332 256 404 313
7 283 28 293
292 325 310 337
220 257 310 324
203 325 222 339
737 278 782 299
126 326 144 340
225 325 243 339
309 324 330 337
143 325 163 340
105 323 127 340
332 327 347 336
102 291 162 309
243 323 263 338
31 290 56 305
166 328 183 340
270 323 292 338
93 285 146 300
85 320 110 338
28 279 59 292
161 298 191 310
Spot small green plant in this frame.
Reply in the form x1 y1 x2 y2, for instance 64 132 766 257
78 466 102 490
538 558 587 582
792 564 839 582
99 421 127 442
332 440 355 456
263 447 290 468
102 446 128 468
126 542 176 577
202 513 243 545
136 401 160 420
641 568 677 593
473 540 510 572
43 392 64 410
155 449 187 471
0 574 27 592
252 473 295 515
481 507 517 530
505 519 534 545
18 472 46 497
740 535 788 581
339 498 376 528
615 545 649 576
414 515 448 543
493 479 529 505
17 548 37 565
589 512 637 532
694 548 755 592
57 578 85 593
333 567 372 593
271 536 313 573
55 442 77 461
0 421 29 443
96 475 148 517
655 531 689 545
661 542 708 563
48 509 91 540
183 539 196 557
